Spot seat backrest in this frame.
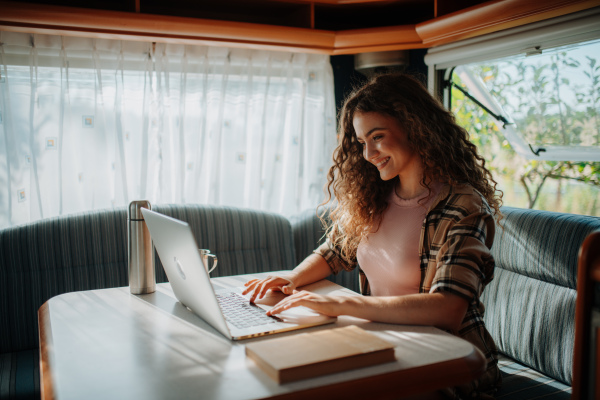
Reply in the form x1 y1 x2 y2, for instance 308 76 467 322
289 208 360 293
153 205 296 279
0 204 296 353
482 207 600 385
0 208 129 353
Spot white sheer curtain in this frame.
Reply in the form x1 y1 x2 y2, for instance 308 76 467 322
0 32 337 229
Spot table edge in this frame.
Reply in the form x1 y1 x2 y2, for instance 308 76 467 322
38 301 55 400
263 345 486 400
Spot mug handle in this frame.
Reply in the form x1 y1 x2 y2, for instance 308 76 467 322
205 253 218 273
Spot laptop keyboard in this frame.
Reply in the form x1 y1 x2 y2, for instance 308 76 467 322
216 292 279 329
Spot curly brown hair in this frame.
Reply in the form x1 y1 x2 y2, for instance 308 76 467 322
322 73 502 263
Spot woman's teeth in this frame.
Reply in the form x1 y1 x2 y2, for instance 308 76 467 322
376 158 390 169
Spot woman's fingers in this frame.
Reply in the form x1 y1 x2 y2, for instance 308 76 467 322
266 290 340 317
247 279 272 303
255 278 277 302
266 291 309 315
242 276 293 303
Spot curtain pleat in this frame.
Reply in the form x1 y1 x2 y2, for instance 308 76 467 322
0 32 336 230
58 39 66 215
211 51 230 205
177 47 188 203
114 44 129 204
296 56 309 212
242 55 256 208
28 39 43 220
139 49 151 200
0 46 14 226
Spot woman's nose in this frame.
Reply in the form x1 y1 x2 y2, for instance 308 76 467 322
363 143 377 160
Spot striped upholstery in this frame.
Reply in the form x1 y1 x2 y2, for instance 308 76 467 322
289 208 360 293
495 354 571 399
0 204 296 400
153 204 296 279
483 207 600 388
0 349 39 400
0 208 129 354
0 204 296 354
288 208 327 266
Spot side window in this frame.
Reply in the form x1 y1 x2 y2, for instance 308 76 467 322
451 39 600 216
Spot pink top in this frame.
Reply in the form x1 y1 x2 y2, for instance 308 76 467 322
356 183 442 297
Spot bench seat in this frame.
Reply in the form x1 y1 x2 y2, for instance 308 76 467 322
0 349 40 400
1 205 599 399
496 354 571 399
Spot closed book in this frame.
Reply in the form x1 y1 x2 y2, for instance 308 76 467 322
245 325 396 383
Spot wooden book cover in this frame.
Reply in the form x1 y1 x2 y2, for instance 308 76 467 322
245 325 396 383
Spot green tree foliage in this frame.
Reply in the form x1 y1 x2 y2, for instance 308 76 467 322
452 51 600 216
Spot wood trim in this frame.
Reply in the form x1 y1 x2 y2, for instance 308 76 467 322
0 1 335 53
416 0 600 47
0 0 599 55
38 302 55 400
592 265 600 282
572 231 600 400
597 328 600 400
331 42 425 55
333 25 425 54
290 0 396 4
0 24 336 54
267 346 485 400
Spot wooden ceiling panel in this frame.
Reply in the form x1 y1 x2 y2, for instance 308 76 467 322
313 1 433 30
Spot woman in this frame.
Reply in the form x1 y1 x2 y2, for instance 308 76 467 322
243 73 502 398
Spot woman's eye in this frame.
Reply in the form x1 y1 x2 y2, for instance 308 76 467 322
373 135 383 141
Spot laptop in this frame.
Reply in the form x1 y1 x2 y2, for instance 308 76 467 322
141 208 336 340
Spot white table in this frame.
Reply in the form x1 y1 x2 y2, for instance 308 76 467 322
39 272 485 400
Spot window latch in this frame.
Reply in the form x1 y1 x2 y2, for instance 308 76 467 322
528 144 547 157
449 81 513 129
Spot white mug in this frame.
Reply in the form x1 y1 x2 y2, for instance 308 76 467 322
199 249 218 274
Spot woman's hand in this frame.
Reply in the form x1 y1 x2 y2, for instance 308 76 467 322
243 254 333 304
242 275 298 304
265 290 347 317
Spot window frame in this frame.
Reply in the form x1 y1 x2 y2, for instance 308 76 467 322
425 7 600 161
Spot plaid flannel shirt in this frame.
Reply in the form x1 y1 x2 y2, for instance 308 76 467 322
314 183 501 397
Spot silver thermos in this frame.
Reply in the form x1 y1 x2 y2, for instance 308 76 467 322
128 200 156 294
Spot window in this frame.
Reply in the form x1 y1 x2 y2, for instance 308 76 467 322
0 33 337 229
451 39 600 215
425 8 600 216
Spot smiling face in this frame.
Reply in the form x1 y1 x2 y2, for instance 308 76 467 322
353 111 422 183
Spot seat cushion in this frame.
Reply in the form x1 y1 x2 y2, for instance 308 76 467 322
482 267 576 385
496 353 571 400
484 207 600 385
0 349 40 400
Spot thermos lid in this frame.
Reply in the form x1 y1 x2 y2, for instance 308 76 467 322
129 200 151 220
